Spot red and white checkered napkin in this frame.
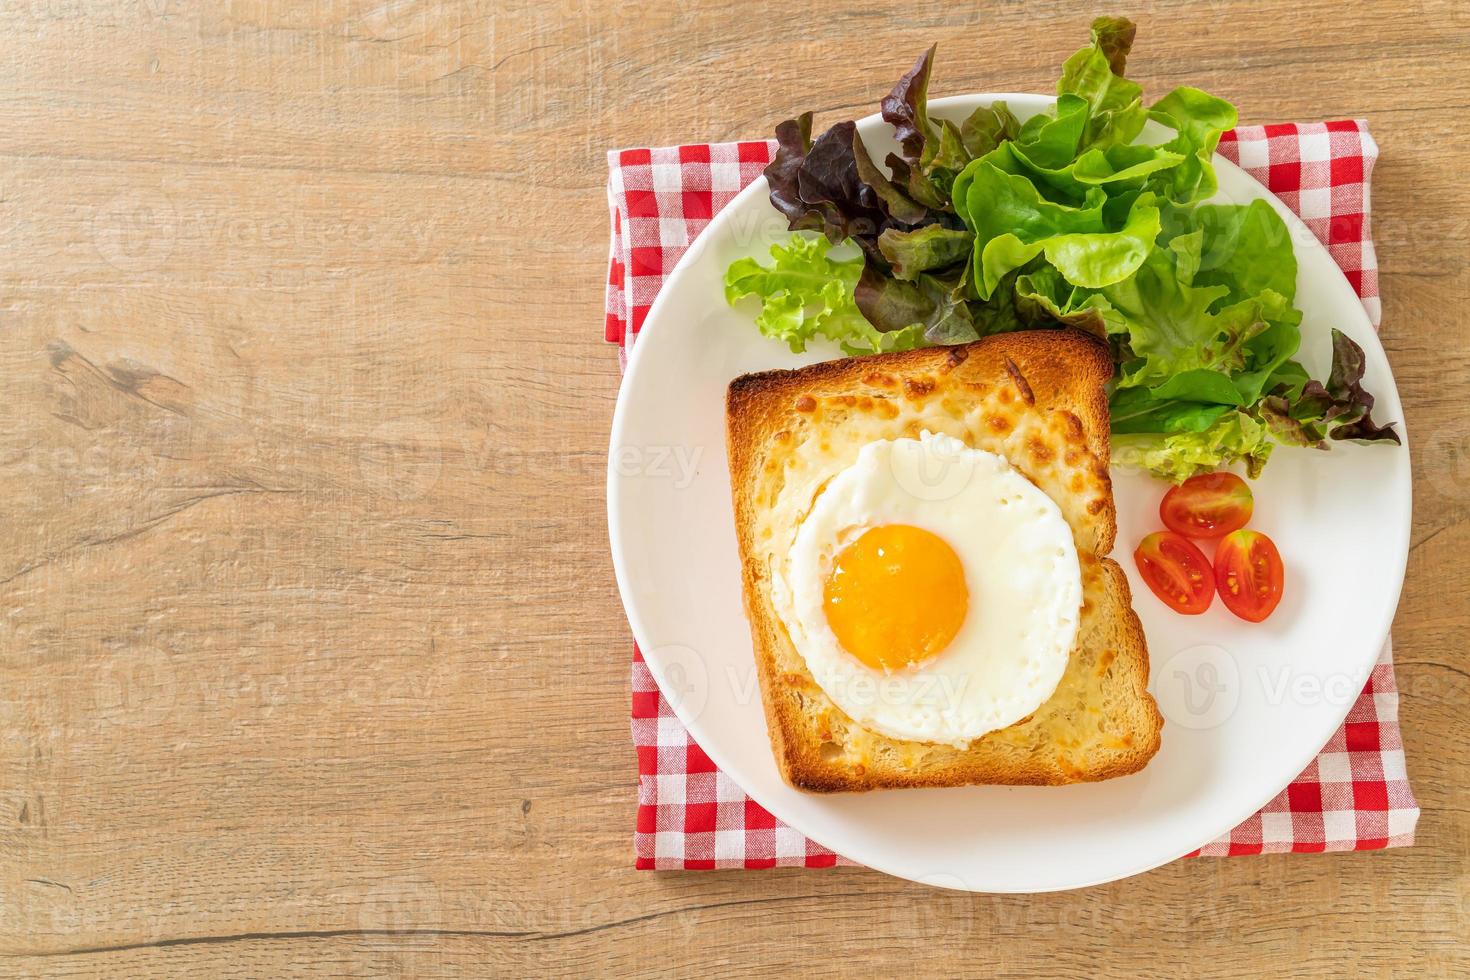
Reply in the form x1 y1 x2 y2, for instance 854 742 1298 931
607 122 1418 870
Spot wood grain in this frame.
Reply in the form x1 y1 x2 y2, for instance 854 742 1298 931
0 0 1465 976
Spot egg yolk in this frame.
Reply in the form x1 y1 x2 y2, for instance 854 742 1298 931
823 524 969 671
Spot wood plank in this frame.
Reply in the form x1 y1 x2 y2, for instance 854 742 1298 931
0 0 1465 975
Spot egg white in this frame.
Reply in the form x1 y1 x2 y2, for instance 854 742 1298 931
770 431 1083 747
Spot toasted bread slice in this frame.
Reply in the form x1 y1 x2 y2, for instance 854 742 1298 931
726 331 1161 791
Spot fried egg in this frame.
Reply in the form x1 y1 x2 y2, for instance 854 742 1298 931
769 431 1083 747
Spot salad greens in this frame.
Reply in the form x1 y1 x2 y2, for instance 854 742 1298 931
723 16 1398 481
724 235 927 355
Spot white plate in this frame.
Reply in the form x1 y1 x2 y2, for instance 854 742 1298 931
607 94 1410 892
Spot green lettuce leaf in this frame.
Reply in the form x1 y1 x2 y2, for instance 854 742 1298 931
1070 143 1187 187
960 157 1104 241
1231 319 1304 406
1108 386 1232 435
1096 194 1326 478
1145 87 1238 204
1172 199 1298 300
1108 279 1284 390
1112 411 1274 482
981 193 1160 298
1013 262 1120 337
1103 205 1300 393
1010 94 1090 171
956 157 1160 297
724 234 926 355
1058 16 1147 150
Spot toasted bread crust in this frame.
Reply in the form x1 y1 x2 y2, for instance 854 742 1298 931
726 331 1161 792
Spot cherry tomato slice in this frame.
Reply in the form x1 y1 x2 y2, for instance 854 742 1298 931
1214 530 1285 623
1134 531 1215 615
1160 472 1254 539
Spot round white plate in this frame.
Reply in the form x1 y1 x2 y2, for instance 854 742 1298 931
607 94 1410 892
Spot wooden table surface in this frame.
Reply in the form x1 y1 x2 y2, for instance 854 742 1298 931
1 1 1466 976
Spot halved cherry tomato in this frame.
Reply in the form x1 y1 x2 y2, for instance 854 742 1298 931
1214 530 1285 623
1134 531 1214 615
1160 472 1254 539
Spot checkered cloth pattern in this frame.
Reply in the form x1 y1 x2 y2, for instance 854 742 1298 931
608 119 1418 870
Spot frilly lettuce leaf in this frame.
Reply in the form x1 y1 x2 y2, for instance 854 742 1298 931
882 45 935 168
880 46 952 210
954 152 1162 298
1113 411 1274 482
962 177 1161 298
1102 201 1296 414
1146 88 1238 204
1172 199 1299 301
724 234 925 355
1014 262 1121 337
1102 235 1287 389
1274 329 1402 445
852 132 928 225
765 115 892 253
